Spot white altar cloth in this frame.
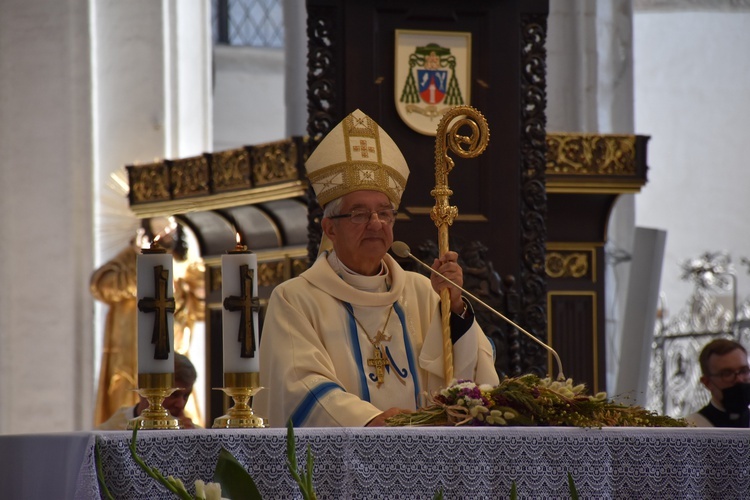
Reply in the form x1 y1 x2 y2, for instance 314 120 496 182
2 427 749 499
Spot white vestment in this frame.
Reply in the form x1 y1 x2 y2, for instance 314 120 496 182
254 251 499 427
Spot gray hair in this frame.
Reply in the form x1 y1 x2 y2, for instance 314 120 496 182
323 197 344 218
174 352 197 386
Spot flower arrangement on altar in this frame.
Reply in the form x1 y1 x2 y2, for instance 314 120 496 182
386 375 687 428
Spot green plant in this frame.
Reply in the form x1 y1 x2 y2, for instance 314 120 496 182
286 419 317 500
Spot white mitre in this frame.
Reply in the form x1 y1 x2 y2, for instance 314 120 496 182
305 109 410 207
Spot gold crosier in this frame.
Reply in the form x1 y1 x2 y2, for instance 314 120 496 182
430 106 490 384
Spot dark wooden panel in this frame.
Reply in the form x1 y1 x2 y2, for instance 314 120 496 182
548 292 600 392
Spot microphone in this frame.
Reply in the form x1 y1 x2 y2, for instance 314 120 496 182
391 241 565 381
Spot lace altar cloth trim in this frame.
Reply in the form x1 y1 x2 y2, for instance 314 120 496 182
78 427 750 499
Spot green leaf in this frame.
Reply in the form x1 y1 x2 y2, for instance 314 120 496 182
510 480 517 500
567 471 579 500
432 486 444 500
305 444 314 493
286 419 298 472
286 420 317 500
128 427 193 500
213 447 263 500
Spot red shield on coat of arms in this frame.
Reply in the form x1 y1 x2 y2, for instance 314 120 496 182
417 69 448 105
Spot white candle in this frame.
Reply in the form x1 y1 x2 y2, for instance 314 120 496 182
136 246 175 375
221 245 260 373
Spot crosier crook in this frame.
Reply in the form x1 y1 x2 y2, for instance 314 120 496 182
430 105 490 384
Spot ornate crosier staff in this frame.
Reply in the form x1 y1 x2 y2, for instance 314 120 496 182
431 105 490 384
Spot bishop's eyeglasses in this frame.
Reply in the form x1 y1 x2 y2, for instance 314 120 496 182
709 366 750 383
328 209 398 225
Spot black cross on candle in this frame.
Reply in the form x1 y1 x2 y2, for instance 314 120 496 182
137 265 175 360
223 264 260 358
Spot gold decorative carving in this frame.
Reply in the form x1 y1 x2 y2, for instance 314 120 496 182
255 257 309 287
127 137 308 216
546 133 637 175
258 261 286 287
252 138 304 186
212 148 252 192
128 182 307 218
290 258 308 277
168 156 210 198
128 161 170 203
546 251 589 279
209 253 309 297
209 266 222 293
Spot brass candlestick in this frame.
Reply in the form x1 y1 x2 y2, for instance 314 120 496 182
213 372 265 428
127 373 182 430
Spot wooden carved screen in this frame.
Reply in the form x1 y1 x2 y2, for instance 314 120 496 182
306 0 549 377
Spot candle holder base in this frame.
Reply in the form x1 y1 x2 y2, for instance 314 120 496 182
127 386 182 430
213 373 265 429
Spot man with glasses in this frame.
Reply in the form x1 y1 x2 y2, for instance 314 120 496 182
255 109 499 427
685 338 750 427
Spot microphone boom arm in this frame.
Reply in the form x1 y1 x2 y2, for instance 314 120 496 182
393 242 565 381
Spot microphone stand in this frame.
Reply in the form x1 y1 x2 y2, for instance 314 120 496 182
392 241 565 381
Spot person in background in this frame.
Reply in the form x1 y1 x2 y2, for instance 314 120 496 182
97 352 200 429
685 338 750 427
255 109 499 428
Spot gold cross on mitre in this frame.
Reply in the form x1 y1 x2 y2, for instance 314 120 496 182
223 264 260 358
137 265 176 360
368 346 390 388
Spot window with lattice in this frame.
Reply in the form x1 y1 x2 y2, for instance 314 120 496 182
212 0 284 48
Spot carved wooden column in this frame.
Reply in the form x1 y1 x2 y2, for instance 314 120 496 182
545 133 649 392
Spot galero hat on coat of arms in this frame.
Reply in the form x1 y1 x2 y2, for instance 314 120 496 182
305 109 410 207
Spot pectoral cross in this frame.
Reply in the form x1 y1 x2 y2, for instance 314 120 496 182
223 264 260 358
368 345 390 388
138 265 175 360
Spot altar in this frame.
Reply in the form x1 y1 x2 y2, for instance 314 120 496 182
3 427 748 499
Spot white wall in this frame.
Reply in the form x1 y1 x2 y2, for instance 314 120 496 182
0 0 94 433
213 46 286 150
633 10 750 319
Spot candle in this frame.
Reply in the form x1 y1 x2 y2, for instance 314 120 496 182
221 241 260 374
136 244 175 375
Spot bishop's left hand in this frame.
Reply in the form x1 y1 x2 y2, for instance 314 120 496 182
430 251 465 314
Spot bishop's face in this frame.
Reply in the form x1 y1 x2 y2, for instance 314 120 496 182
322 190 395 276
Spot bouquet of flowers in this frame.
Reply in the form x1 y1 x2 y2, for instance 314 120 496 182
386 375 687 428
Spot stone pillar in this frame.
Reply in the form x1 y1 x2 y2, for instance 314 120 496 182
0 0 94 433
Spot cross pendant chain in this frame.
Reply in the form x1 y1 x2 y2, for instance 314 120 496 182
347 303 395 389
371 329 391 345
